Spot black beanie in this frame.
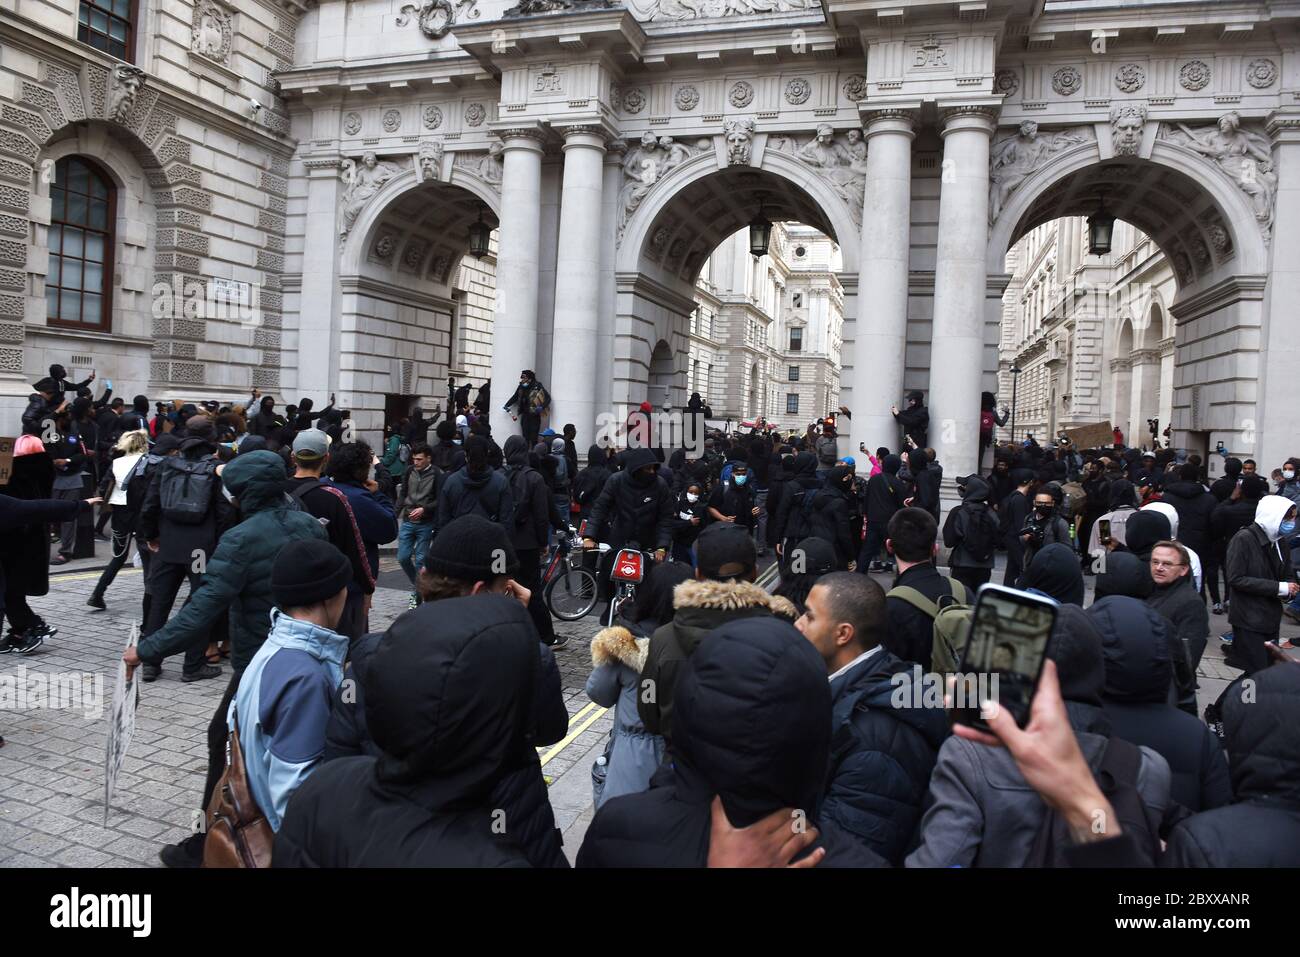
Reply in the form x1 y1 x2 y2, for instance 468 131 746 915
423 515 519 580
272 540 352 609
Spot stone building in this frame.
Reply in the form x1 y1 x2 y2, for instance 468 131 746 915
998 216 1177 449
3 0 1299 494
686 220 842 431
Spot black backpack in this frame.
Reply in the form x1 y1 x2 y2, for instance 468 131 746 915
506 466 533 527
158 456 220 525
961 504 1000 564
1024 737 1163 867
451 476 503 523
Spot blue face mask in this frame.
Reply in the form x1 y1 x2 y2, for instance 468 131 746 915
1281 519 1297 536
733 474 748 486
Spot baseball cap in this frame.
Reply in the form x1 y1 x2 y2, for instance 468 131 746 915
292 428 330 461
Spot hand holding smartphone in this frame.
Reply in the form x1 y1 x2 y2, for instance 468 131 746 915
1097 518 1111 546
949 583 1058 732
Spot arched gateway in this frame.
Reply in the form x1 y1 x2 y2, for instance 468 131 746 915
10 1 1293 481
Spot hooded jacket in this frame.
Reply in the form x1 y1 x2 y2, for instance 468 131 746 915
572 443 612 519
230 608 350 831
1225 494 1297 634
585 447 674 551
1088 597 1231 813
818 647 949 864
1019 542 1086 606
943 475 999 569
894 397 929 449
637 579 797 750
137 451 327 674
908 450 941 519
1159 480 1216 555
907 605 1172 867
773 452 823 544
436 462 515 530
1094 550 1153 601
1163 663 1300 866
503 435 552 551
806 467 857 568
0 449 60 602
137 435 231 565
585 625 665 807
275 596 539 867
579 617 887 868
1145 566 1207 703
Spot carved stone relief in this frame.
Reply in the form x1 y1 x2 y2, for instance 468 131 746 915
724 117 756 166
993 69 1019 98
989 121 1092 223
344 112 362 136
729 81 754 109
768 124 866 223
1110 103 1147 157
1161 112 1276 232
841 75 866 102
1179 60 1211 91
338 152 407 241
423 105 443 130
191 0 233 63
464 103 487 126
418 140 444 181
1114 64 1145 94
1246 58 1277 89
383 110 402 133
623 89 646 114
635 0 815 22
108 65 146 125
675 86 700 111
784 78 811 105
1052 67 1082 97
617 132 706 242
396 0 478 39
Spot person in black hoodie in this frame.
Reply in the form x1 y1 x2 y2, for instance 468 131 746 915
908 448 942 523
1145 539 1207 713
707 461 758 532
437 435 514 529
322 518 568 867
279 594 543 867
583 446 673 561
892 390 929 449
578 616 887 867
1000 469 1035 585
806 465 857 570
671 481 707 563
248 395 286 439
503 435 559 646
943 474 1000 592
1162 661 1300 866
797 572 947 863
1087 596 1231 813
773 451 822 569
1093 550 1153 601
860 453 908 573
1209 473 1267 616
1019 542 1086 606
1208 456 1242 503
1161 462 1218 599
572 443 612 525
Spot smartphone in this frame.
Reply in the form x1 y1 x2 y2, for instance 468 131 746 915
950 583 1058 732
858 442 867 453
1098 518 1111 546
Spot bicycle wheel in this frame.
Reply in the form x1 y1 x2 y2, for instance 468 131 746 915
545 566 599 621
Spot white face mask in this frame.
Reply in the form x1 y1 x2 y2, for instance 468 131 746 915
1285 470 1296 481
686 493 699 503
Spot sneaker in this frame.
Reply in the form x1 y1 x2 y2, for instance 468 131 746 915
159 833 205 869
0 633 22 654
407 592 419 611
87 594 106 611
141 662 162 682
49 554 70 566
1212 602 1224 616
549 633 570 650
13 631 44 655
181 664 222 683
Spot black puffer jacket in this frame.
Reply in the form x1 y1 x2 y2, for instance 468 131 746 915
1162 663 1300 866
1094 550 1153 600
943 476 999 570
1145 571 1208 702
773 452 822 545
1159 480 1216 555
807 469 856 569
865 455 908 526
579 617 888 867
275 596 545 867
321 600 569 868
585 447 674 551
818 648 948 864
1087 597 1231 813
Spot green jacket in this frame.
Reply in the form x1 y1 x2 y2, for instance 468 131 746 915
137 450 327 674
382 434 407 480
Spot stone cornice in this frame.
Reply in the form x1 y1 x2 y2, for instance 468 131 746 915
340 275 454 312
1130 347 1162 364
1168 273 1268 322
1110 357 1132 372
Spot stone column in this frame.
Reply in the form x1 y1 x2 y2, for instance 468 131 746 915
298 156 348 401
596 140 626 433
929 105 998 488
489 127 546 440
548 126 607 445
848 108 916 459
1259 112 1300 467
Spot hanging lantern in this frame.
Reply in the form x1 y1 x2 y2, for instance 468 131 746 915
467 207 492 259
1087 193 1115 255
748 192 772 258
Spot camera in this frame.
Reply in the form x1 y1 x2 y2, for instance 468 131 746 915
1020 513 1047 550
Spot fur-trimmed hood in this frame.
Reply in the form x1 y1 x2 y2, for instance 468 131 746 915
591 626 649 672
672 579 797 621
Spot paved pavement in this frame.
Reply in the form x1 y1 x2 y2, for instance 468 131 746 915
1 544 1295 868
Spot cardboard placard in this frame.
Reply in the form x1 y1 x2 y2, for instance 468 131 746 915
1061 420 1114 450
0 435 15 486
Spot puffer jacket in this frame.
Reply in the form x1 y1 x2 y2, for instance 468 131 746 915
579 617 887 868
1159 480 1216 555
1226 494 1296 635
638 578 797 750
1162 663 1300 866
773 452 822 545
806 472 856 569
322 600 570 868
275 596 538 868
818 649 948 864
1087 597 1231 813
229 609 349 831
1145 571 1207 705
585 625 665 808
585 447 674 551
136 451 327 674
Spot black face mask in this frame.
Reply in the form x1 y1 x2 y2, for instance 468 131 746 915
1034 504 1053 516
631 468 656 487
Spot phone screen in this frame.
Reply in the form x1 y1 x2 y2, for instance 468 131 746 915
950 585 1057 731
1098 519 1111 544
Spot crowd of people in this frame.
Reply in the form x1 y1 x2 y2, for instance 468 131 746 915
3 362 1299 868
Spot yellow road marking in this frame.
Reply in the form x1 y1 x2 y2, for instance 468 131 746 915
566 700 598 728
538 706 607 768
53 569 142 583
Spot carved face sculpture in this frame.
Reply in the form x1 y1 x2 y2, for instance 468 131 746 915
657 136 674 151
640 132 657 149
1019 120 1038 139
1114 113 1144 154
1218 113 1239 135
362 152 378 170
815 124 834 145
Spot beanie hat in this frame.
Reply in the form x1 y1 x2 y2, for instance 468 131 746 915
272 540 353 609
423 514 519 580
14 434 46 456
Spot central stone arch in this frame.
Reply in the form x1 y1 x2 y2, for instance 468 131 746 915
611 146 859 427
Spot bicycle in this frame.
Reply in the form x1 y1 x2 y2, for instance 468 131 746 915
542 526 603 621
604 542 661 628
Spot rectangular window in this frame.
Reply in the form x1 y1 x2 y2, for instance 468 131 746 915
48 157 114 332
78 0 134 61
788 365 800 381
786 393 799 415
789 327 802 351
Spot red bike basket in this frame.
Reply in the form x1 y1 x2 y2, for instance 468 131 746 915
611 549 645 583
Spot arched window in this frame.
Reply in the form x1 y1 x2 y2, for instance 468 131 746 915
79 0 135 61
47 156 115 332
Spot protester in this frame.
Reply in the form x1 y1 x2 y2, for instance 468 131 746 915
805 465 857 570
1020 484 1072 574
394 443 439 605
504 369 548 445
943 474 1000 592
1145 539 1207 711
795 572 946 863
773 451 822 568
503 434 560 647
1019 542 1086 606
882 507 965 670
1224 494 1298 674
86 429 149 611
438 434 515 529
892 390 928 449
1000 469 1035 585
859 453 907 572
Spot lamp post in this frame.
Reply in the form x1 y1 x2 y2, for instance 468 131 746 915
1010 365 1022 443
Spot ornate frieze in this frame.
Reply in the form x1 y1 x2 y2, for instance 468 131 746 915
768 124 866 224
617 132 706 243
1160 112 1276 233
989 121 1092 223
338 152 408 241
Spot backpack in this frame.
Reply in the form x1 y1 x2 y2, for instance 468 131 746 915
158 456 220 525
397 442 412 464
125 454 158 514
527 382 550 415
1023 736 1163 867
960 504 999 564
885 578 970 674
203 713 273 868
451 476 503 523
1060 480 1087 521
980 409 995 436
506 466 533 527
